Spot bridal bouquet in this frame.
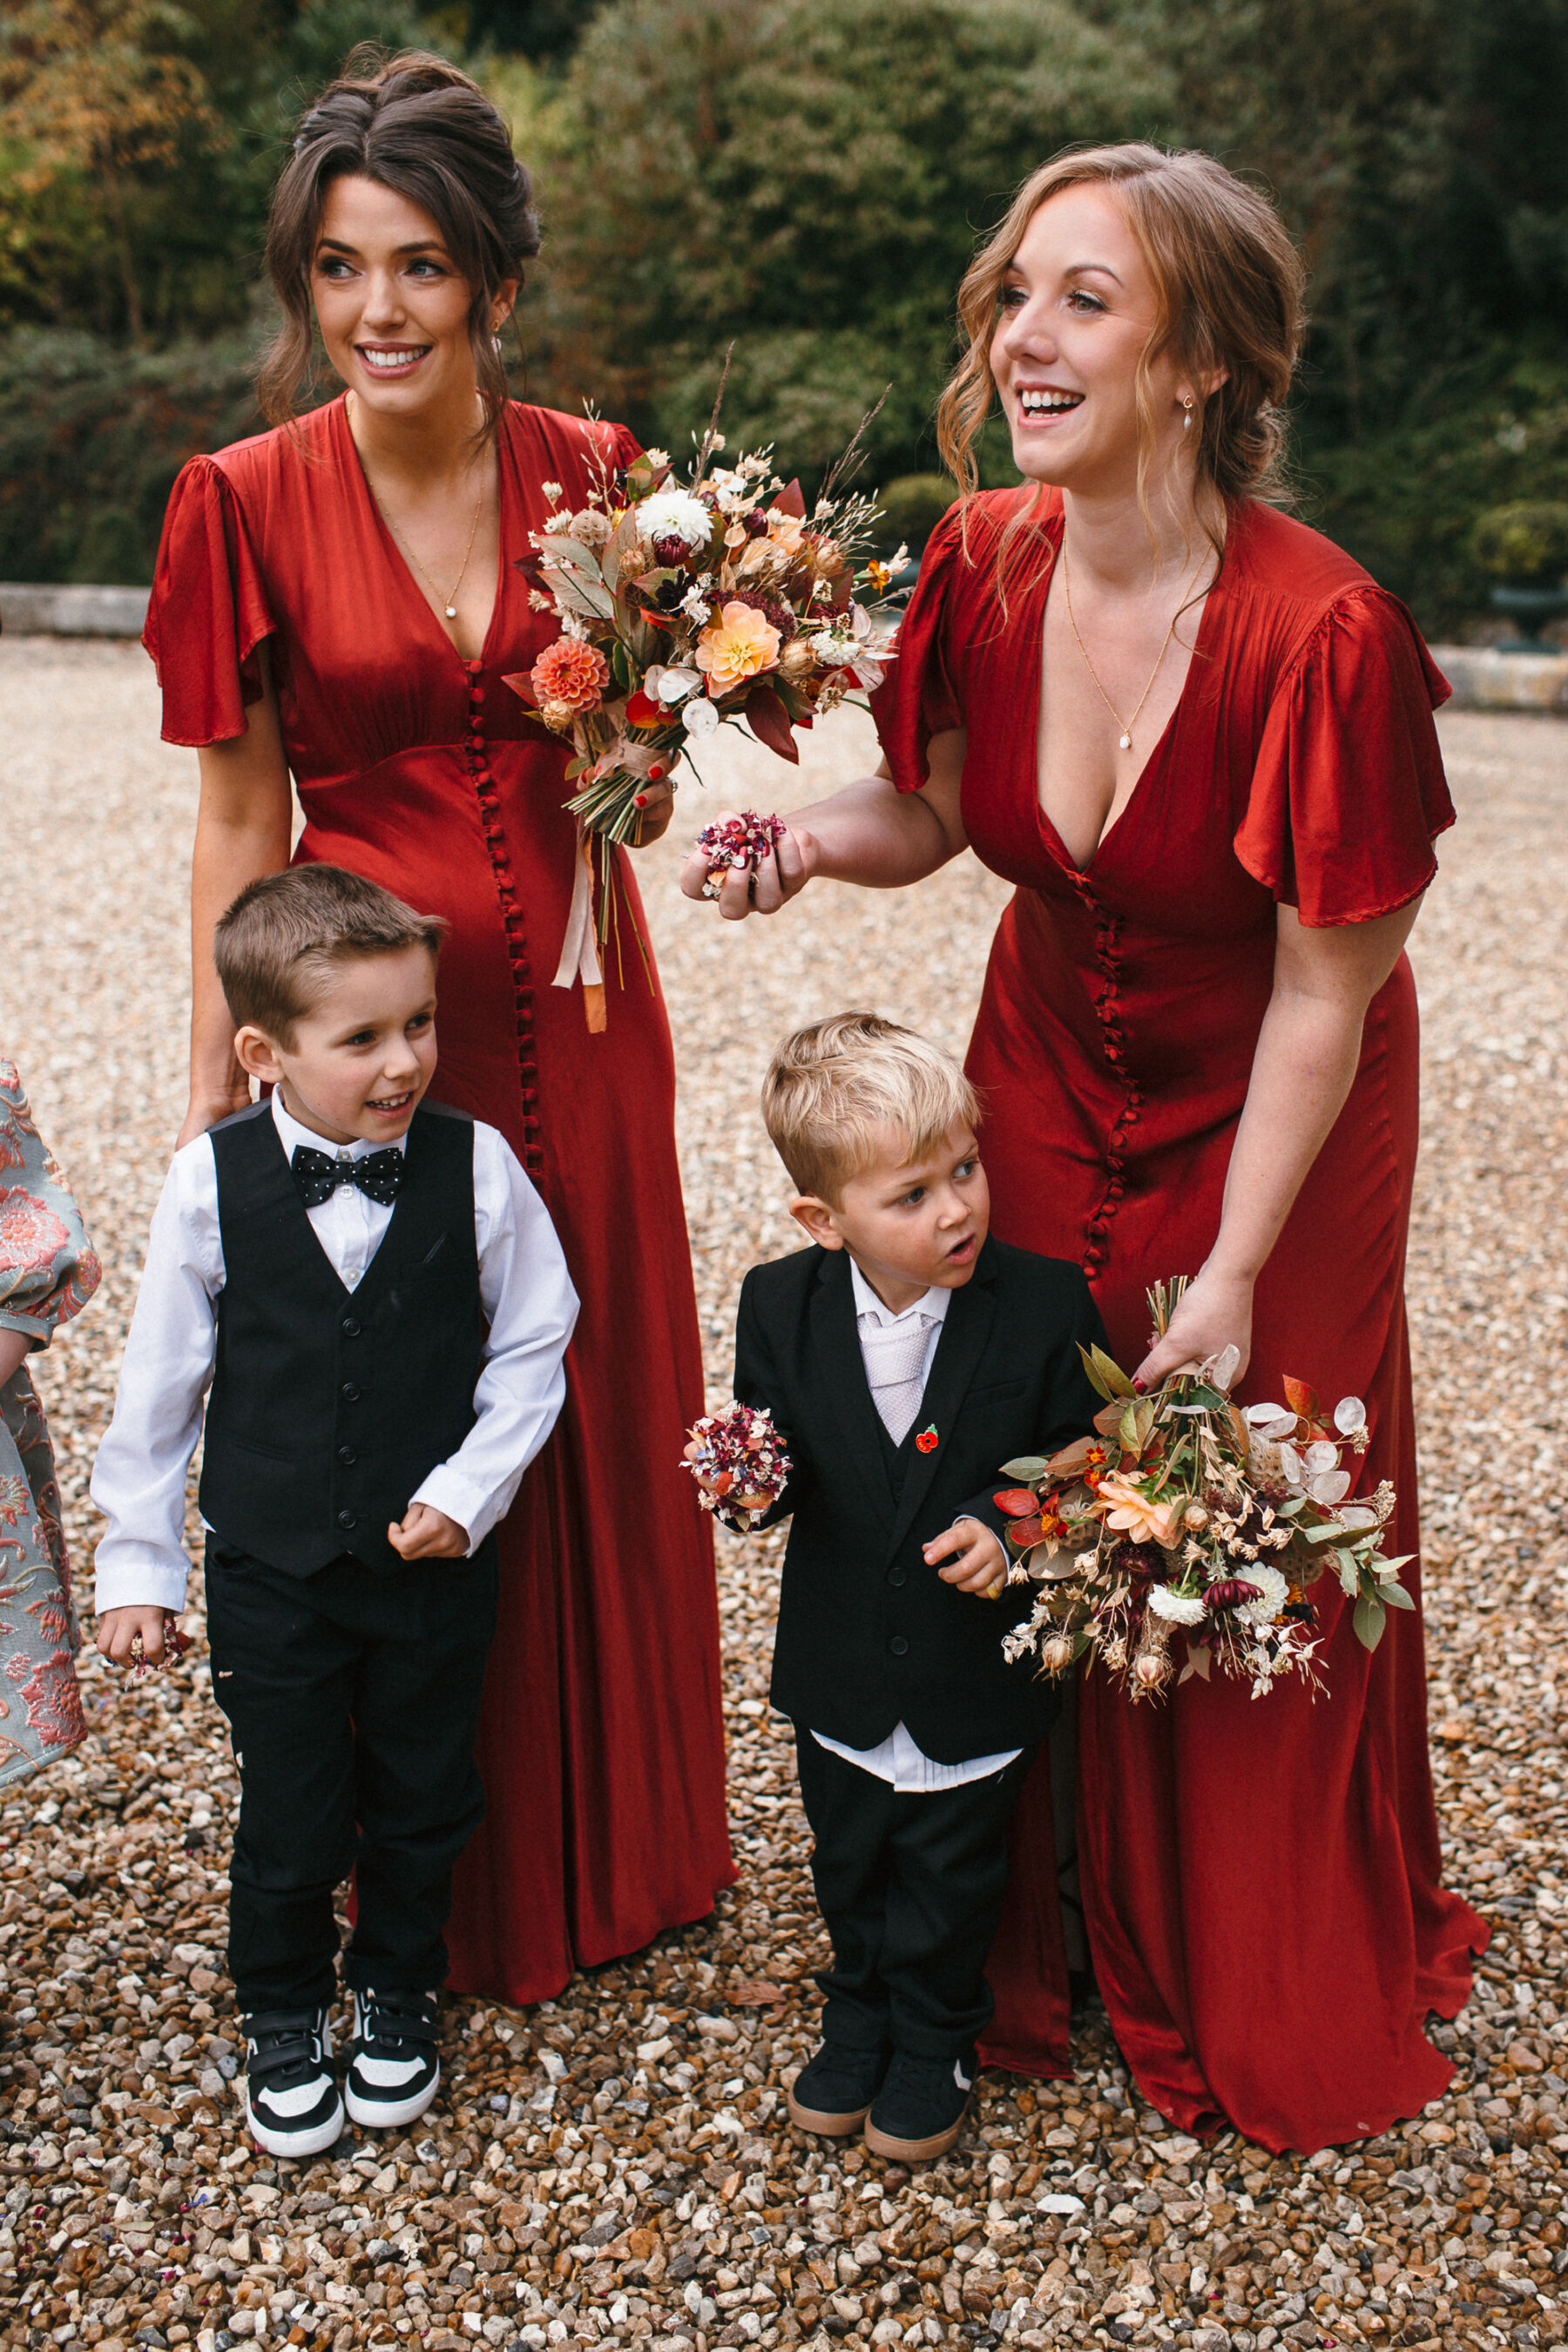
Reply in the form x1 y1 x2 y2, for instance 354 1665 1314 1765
504 382 899 1012
997 1279 1413 1701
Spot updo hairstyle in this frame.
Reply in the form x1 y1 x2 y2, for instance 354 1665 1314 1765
258 47 541 434
937 144 1305 561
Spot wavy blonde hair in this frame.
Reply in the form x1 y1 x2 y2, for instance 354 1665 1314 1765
936 144 1305 600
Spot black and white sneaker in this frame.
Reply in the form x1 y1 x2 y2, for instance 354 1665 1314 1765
863 2047 976 2162
243 2008 344 2159
344 1988 442 2129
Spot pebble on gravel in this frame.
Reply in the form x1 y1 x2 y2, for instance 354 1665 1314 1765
0 645 1564 2352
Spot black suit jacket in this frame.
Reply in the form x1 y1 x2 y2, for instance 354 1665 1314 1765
732 1236 1107 1762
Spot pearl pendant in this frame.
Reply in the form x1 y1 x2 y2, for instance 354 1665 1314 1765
446 603 458 618
1119 732 1132 750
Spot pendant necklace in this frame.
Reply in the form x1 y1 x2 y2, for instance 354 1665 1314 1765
350 399 487 621
370 476 485 619
1061 537 1189 754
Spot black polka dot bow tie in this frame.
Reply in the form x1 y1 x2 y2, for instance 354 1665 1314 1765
290 1145 404 1210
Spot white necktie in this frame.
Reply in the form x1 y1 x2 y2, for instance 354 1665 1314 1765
859 1310 936 1445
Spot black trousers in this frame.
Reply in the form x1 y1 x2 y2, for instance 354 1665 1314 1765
205 1536 498 2013
793 1727 1037 2060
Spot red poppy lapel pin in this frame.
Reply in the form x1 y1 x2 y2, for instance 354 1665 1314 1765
915 1424 939 1454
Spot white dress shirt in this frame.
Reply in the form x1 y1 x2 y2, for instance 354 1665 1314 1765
811 1260 1022 1794
92 1094 578 1613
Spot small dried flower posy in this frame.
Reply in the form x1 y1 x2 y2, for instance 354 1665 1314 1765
129 1614 189 1680
693 811 789 899
683 1401 792 1532
997 1277 1413 1701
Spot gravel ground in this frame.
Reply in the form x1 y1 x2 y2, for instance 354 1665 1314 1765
1 638 1565 2352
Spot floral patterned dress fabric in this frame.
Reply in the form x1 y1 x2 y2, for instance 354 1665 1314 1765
0 1062 101 1788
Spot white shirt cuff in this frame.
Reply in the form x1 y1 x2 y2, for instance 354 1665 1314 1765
408 1464 521 1558
93 1546 192 1616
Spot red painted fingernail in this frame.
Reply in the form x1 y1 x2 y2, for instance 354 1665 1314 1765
633 793 647 807
1132 1377 1146 1393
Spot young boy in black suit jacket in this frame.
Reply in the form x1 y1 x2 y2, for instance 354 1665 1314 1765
711 1012 1105 2163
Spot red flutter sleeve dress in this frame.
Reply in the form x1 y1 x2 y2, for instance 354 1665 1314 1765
873 488 1486 2154
144 396 733 2005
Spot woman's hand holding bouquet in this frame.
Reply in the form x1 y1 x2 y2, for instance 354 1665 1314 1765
997 1277 1413 1701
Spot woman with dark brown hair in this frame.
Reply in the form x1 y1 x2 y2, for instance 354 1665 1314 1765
681 144 1484 2152
144 48 733 2008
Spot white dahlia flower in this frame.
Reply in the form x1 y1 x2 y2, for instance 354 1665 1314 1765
1236 1563 1290 1624
1149 1585 1208 1626
637 491 713 549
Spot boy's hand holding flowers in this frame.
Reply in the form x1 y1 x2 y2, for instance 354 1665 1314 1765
97 1605 172 1667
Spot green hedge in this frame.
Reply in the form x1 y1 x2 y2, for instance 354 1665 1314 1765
0 329 267 585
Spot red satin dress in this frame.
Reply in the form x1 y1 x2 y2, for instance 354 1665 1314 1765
145 395 734 2006
872 490 1486 2154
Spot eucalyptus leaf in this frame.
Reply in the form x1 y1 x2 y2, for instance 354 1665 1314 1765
1381 1580 1416 1610
999 1456 1051 1480
1353 1593 1387 1651
539 534 605 577
551 572 618 622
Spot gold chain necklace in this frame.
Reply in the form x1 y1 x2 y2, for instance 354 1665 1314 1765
1061 537 1191 754
368 475 485 620
350 398 487 621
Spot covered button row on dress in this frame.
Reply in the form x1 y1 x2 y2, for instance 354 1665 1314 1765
463 659 544 1173
1083 903 1137 1281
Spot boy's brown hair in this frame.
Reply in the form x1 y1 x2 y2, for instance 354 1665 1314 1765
214 865 447 1045
761 1011 979 1205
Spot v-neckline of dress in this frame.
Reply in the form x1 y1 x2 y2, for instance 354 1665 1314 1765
1027 498 1230 879
335 393 510 669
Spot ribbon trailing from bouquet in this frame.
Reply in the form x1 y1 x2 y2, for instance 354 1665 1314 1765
554 822 607 1032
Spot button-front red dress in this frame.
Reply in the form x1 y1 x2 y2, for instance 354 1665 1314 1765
145 395 734 2006
873 489 1486 2153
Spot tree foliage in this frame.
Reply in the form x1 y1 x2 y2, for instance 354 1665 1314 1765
0 0 1565 624
527 0 1171 476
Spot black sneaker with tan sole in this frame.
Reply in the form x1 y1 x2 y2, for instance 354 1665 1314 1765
787 2041 891 2135
863 2047 975 2162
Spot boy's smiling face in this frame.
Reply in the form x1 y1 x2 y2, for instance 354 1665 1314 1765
790 1119 990 1315
233 944 439 1146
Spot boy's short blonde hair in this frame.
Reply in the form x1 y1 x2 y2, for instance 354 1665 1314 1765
761 1012 979 1204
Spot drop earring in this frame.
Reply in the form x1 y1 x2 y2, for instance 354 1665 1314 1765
1183 397 1194 431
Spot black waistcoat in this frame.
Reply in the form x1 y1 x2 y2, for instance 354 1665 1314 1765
199 1100 483 1576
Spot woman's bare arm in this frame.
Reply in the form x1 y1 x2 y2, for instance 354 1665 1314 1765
1135 896 1423 1387
678 729 970 916
180 657 293 1147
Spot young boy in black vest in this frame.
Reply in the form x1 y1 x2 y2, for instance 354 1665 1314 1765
91 866 578 2160
711 1013 1105 2162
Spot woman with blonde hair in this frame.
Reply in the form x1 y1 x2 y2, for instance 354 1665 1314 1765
684 143 1484 2151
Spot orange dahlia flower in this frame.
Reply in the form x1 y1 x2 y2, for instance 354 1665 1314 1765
1097 1474 1184 1550
531 637 609 716
696 601 781 693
